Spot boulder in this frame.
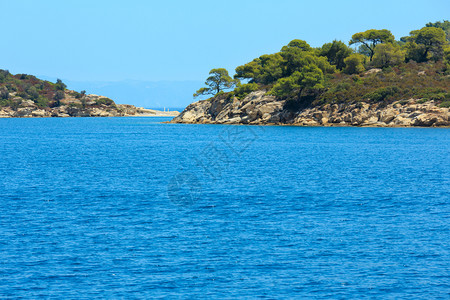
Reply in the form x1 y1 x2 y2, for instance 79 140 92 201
90 108 111 117
14 108 33 117
343 113 353 123
31 109 49 117
328 116 342 123
261 113 272 121
298 118 320 126
413 113 439 127
0 109 11 117
52 112 70 117
379 108 398 123
19 100 36 108
392 115 413 126
177 110 201 123
222 116 242 124
268 114 281 123
361 116 379 126
433 117 450 126
258 102 282 115
364 68 382 75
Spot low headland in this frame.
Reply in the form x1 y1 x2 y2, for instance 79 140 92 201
0 71 178 118
171 21 450 127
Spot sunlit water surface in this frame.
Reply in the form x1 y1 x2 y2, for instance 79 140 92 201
0 117 449 298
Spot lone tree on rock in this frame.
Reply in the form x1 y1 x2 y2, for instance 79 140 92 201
349 29 395 61
194 68 238 98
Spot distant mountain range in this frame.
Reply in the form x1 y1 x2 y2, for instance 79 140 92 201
39 77 203 110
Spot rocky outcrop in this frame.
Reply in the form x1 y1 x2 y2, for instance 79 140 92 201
170 91 450 127
0 91 179 118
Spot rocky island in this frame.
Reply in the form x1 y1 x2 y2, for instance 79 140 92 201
171 89 449 127
171 21 450 127
0 71 178 118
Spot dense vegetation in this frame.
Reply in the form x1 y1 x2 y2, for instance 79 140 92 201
0 71 113 110
195 21 450 109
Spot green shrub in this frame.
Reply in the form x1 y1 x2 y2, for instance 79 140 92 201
17 91 28 98
54 90 65 101
383 66 394 73
233 83 259 99
34 96 49 108
372 43 405 69
364 86 400 102
55 79 67 91
10 100 21 111
68 102 82 108
0 70 10 83
0 90 9 100
225 92 235 101
0 99 10 107
430 93 446 101
439 101 450 108
52 90 65 107
416 89 449 101
26 86 39 100
343 54 366 74
74 90 86 99
352 75 363 84
6 84 17 92
95 97 114 106
333 82 351 92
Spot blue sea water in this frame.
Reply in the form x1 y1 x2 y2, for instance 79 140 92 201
0 117 449 299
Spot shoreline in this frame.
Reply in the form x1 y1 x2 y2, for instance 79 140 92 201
170 91 450 128
167 120 450 128
0 113 179 119
0 106 179 118
124 111 179 117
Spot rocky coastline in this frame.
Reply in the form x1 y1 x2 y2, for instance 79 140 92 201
0 91 179 118
170 91 450 127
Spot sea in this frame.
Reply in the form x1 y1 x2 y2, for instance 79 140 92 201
0 117 449 298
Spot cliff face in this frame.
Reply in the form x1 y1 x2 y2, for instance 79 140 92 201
170 91 450 127
0 91 178 118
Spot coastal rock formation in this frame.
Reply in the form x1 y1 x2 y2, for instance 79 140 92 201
170 91 450 127
0 91 179 118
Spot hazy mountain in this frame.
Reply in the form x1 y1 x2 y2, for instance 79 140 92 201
39 77 203 110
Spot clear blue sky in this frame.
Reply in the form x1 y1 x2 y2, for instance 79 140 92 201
0 0 449 96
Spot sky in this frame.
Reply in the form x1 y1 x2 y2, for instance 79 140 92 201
0 0 449 107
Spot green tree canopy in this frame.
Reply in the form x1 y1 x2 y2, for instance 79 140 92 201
319 40 353 70
426 20 450 42
443 46 450 72
281 39 312 52
404 27 447 62
372 43 405 68
343 54 366 74
234 53 284 84
194 68 237 98
280 39 335 77
271 65 324 98
349 29 395 61
55 79 66 91
234 39 335 86
53 90 65 107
